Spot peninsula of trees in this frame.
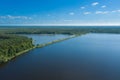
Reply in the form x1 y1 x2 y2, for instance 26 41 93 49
0 34 34 63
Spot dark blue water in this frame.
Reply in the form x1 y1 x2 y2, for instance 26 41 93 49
0 33 120 80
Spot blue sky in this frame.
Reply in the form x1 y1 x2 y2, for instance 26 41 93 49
0 0 120 25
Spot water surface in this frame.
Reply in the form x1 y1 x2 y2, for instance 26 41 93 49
22 34 70 45
1 33 120 80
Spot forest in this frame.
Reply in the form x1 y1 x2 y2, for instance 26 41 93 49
0 34 34 63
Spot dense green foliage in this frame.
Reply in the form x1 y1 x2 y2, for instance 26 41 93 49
0 34 34 63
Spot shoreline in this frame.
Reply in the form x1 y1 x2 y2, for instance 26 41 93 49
0 47 35 63
36 35 80 48
0 35 80 64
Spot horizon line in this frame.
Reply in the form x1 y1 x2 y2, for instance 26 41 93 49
1 24 120 26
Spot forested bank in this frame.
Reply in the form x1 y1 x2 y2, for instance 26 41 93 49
0 34 79 64
1 26 120 64
0 34 34 63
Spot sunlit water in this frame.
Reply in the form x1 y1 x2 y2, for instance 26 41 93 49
1 33 120 80
22 34 70 45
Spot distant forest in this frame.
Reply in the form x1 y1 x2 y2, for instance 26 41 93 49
1 27 120 35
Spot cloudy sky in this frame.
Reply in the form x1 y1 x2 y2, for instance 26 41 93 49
0 0 120 25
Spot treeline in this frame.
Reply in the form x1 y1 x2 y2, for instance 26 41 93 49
0 34 34 63
1 26 120 35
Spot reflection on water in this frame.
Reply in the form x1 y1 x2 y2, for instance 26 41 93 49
1 33 120 80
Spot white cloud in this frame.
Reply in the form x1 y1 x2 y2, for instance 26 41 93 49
69 12 75 15
84 12 91 15
111 10 117 13
92 2 99 6
111 10 120 13
95 11 102 14
117 10 120 12
101 5 106 8
0 15 32 20
95 11 109 14
80 7 85 9
63 20 73 22
95 10 120 14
